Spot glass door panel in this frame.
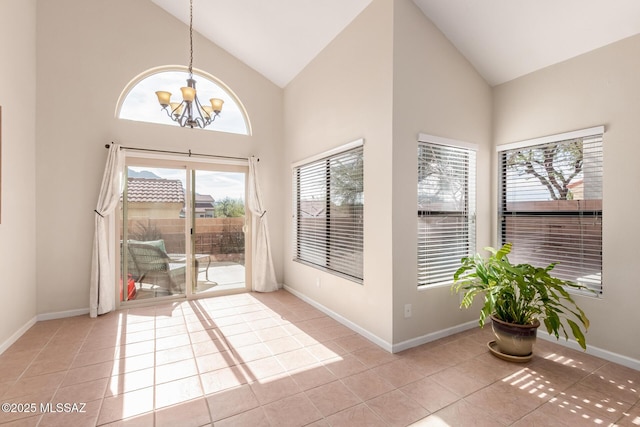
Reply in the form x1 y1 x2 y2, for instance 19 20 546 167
120 166 188 302
192 169 248 295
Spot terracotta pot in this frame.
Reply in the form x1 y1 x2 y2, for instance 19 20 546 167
490 314 540 356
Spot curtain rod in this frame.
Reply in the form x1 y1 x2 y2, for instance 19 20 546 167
104 142 256 162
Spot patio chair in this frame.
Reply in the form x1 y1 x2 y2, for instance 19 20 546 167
125 242 186 296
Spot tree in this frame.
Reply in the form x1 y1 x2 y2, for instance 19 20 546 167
214 197 245 218
506 139 583 200
330 153 364 207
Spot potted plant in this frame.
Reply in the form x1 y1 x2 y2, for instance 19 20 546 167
452 243 592 359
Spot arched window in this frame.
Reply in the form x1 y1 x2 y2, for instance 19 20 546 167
117 67 251 135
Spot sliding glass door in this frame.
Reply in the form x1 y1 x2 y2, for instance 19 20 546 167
119 158 249 304
191 168 248 295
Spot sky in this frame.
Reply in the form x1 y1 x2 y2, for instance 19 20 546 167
128 166 245 202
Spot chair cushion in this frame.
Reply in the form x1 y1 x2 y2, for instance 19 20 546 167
128 239 167 253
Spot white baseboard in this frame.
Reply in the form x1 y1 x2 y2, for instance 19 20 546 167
0 308 90 355
37 307 89 321
283 285 394 352
0 316 37 355
391 320 479 353
537 331 640 371
281 287 640 370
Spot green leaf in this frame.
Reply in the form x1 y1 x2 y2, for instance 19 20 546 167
567 319 587 350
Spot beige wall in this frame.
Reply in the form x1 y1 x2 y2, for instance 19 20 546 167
35 0 284 315
0 1 38 347
283 0 492 347
390 0 493 345
283 0 395 344
493 34 640 361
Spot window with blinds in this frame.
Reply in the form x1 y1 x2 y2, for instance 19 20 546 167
293 145 364 282
418 139 476 287
498 127 603 293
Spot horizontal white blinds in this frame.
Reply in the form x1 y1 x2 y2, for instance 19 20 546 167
294 146 364 281
498 132 603 293
418 142 476 287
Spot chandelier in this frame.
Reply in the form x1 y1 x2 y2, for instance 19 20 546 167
155 0 224 129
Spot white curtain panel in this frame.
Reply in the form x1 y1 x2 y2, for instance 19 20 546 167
248 156 278 292
89 144 125 317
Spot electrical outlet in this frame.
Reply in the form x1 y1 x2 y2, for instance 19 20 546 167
404 303 412 318
316 277 321 288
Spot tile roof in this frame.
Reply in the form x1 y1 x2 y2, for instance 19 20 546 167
127 178 185 204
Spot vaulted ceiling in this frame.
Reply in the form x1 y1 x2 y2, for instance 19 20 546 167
152 0 640 88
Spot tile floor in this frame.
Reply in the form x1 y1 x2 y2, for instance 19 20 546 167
0 290 639 426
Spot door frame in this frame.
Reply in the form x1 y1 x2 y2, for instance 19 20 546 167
114 150 252 309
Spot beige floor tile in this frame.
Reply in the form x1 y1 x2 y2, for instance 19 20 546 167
536 396 618 426
332 334 375 353
254 325 290 342
213 406 270 427
155 358 198 384
419 399 499 426
111 352 155 376
304 341 347 361
616 402 640 427
326 403 387 427
249 374 301 405
0 359 32 383
62 360 114 387
155 324 188 339
98 386 154 425
123 329 155 344
206 384 259 422
305 380 361 417
232 342 273 363
224 331 262 349
0 414 42 426
155 334 191 351
155 375 203 408
262 392 322 427
241 356 286 380
351 345 398 367
3 290 638 427
323 354 368 378
196 350 238 373
72 347 119 368
264 335 303 355
371 359 424 388
400 376 459 413
4 371 66 399
105 368 155 397
289 364 338 391
366 389 429 427
341 369 395 401
464 380 546 425
557 381 635 421
218 322 253 337
53 377 108 404
155 397 211 427
430 365 488 397
37 398 101 427
510 409 570 426
200 365 248 395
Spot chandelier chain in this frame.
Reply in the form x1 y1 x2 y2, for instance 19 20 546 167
188 0 193 77
154 0 223 129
